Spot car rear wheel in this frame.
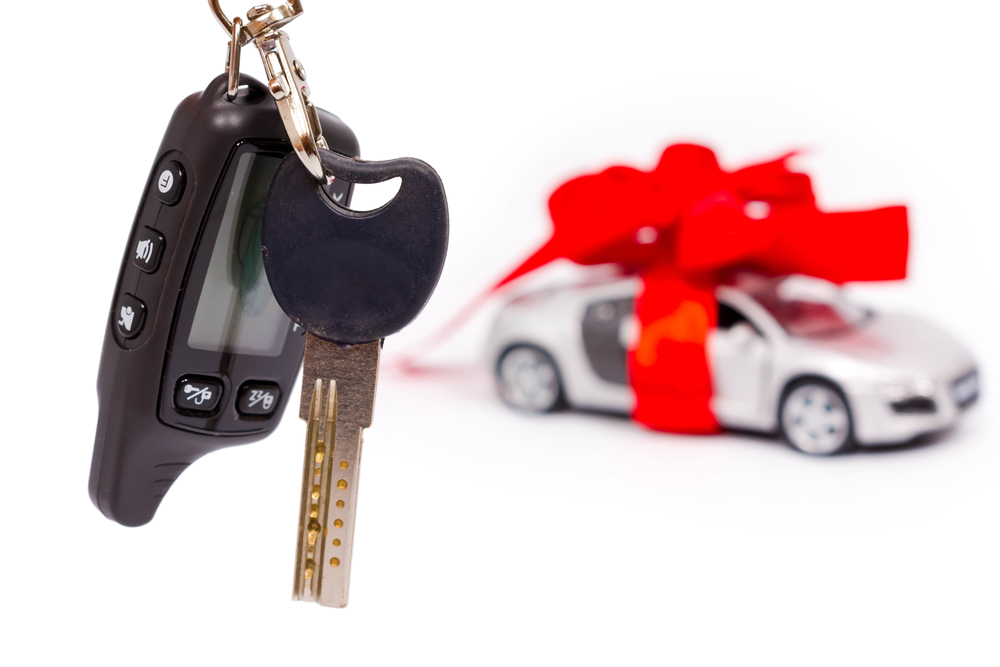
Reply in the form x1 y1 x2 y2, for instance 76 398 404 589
779 380 854 455
497 346 565 413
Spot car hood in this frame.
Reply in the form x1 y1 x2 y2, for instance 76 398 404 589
793 312 975 380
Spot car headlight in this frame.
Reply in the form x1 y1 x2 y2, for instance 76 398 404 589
877 377 935 401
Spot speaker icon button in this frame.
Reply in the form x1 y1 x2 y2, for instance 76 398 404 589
132 227 165 273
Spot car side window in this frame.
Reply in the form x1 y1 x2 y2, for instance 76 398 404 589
717 302 764 338
718 303 748 329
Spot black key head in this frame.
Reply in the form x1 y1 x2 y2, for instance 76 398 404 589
262 148 448 345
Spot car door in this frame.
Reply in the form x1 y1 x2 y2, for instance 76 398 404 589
708 302 772 430
581 297 632 386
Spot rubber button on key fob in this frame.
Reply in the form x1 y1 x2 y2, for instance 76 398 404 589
115 293 146 339
237 382 281 416
154 161 185 205
174 376 223 414
132 227 165 273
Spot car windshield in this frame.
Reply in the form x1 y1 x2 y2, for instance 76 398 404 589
747 275 871 337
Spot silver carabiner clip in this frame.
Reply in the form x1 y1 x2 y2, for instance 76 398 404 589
209 1 302 45
209 1 328 183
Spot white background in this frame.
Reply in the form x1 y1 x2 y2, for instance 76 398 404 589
2 1 999 664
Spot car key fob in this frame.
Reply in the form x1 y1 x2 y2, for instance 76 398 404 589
89 73 360 527
262 148 449 345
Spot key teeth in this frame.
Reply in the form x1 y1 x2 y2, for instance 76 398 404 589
294 378 327 601
294 379 341 604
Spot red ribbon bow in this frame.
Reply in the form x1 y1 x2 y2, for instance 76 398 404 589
496 144 909 433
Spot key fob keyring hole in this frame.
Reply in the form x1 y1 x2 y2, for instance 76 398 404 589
324 175 403 215
320 167 405 219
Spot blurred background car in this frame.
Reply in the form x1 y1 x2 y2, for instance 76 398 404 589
488 273 979 455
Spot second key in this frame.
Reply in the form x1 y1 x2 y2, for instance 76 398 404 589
262 146 448 607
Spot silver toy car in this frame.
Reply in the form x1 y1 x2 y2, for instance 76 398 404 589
488 273 979 455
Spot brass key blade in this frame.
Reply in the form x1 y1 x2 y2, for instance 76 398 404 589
292 379 327 600
293 335 380 608
293 378 333 601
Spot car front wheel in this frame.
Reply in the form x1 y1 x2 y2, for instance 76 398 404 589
779 380 854 455
497 346 565 413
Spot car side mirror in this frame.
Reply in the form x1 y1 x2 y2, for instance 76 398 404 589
728 321 759 346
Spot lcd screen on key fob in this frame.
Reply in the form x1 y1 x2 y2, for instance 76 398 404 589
188 152 288 357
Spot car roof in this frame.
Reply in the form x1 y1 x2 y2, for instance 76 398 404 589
506 272 823 300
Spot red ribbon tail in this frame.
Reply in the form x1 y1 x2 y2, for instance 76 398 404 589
493 240 561 289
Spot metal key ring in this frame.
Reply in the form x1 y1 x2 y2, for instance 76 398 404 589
209 1 304 45
208 0 249 44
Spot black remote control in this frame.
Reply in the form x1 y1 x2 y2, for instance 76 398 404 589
89 73 359 527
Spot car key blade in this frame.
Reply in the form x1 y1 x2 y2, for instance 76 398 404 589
293 335 380 608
